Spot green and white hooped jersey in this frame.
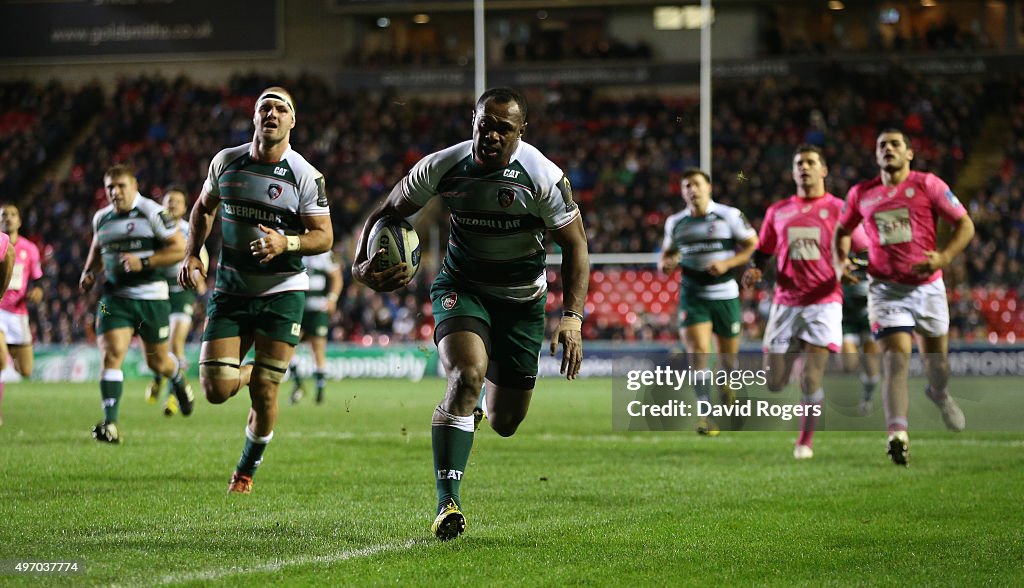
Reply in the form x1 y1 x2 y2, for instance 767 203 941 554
164 219 189 294
93 193 178 300
303 251 340 312
401 139 580 303
661 201 756 300
203 143 331 297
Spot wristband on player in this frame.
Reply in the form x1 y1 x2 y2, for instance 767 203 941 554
140 257 151 270
562 310 583 321
286 235 301 252
558 314 582 332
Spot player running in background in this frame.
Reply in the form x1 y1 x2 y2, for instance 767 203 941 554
658 169 758 435
179 87 333 494
0 232 12 296
288 249 342 405
836 129 974 466
353 87 589 541
0 206 34 426
80 164 193 444
743 145 848 460
146 187 207 416
840 225 880 415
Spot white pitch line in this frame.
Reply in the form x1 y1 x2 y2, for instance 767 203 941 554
154 539 420 586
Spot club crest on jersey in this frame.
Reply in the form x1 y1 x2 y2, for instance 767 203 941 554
441 292 458 311
905 188 915 198
497 187 516 209
268 184 283 200
819 209 829 219
125 222 135 234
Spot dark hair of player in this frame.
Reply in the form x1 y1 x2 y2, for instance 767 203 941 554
477 87 528 121
681 168 711 184
793 144 827 167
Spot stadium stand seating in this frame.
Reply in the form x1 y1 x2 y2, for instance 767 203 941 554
8 71 1022 344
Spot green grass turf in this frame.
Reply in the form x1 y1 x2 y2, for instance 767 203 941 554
0 378 1022 587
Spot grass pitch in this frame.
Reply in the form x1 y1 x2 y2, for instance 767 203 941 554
0 377 1022 587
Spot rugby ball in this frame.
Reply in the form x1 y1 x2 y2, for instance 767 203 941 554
367 217 421 278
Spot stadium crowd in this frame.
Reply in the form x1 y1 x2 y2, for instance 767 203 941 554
1 70 1020 345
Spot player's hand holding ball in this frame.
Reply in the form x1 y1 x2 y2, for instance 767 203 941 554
353 217 420 292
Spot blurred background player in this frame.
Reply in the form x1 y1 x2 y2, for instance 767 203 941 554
179 87 333 494
0 210 27 427
353 87 589 541
840 225 880 415
836 129 975 466
658 168 758 435
743 145 848 460
146 187 207 416
289 249 342 405
80 164 193 444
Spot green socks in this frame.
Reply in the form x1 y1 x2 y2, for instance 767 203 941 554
100 369 124 423
431 406 475 511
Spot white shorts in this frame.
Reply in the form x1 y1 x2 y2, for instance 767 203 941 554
842 333 863 346
169 312 194 327
868 277 949 338
0 309 32 345
762 301 842 354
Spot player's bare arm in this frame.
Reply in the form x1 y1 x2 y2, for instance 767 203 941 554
911 214 975 274
548 214 590 380
658 248 681 275
707 234 759 277
326 261 343 316
351 182 422 292
250 213 332 264
833 223 855 280
120 231 185 273
0 244 14 299
742 248 772 288
179 189 219 291
79 235 103 293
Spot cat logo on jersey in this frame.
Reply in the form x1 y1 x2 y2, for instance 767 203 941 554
268 184 283 200
497 187 516 209
441 292 458 311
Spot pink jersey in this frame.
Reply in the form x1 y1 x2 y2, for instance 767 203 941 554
851 224 870 253
838 171 966 286
757 193 844 306
0 236 42 315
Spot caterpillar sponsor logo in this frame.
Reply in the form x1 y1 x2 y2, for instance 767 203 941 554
454 214 522 230
223 203 281 224
437 469 463 480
